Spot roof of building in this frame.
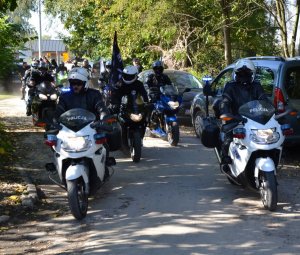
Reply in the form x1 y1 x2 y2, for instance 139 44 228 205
25 39 66 52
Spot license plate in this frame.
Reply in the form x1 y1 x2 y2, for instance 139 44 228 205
185 109 191 115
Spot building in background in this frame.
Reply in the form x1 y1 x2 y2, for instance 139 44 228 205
19 39 69 64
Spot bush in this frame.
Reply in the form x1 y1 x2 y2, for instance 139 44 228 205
0 122 13 162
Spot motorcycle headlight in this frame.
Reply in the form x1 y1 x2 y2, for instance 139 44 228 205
130 113 143 122
250 128 280 144
62 136 92 152
50 94 57 100
38 94 48 100
168 101 179 109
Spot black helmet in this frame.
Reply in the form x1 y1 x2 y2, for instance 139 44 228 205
31 60 39 69
152 60 164 75
39 62 49 71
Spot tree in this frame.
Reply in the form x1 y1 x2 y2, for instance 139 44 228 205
43 0 280 73
251 0 300 58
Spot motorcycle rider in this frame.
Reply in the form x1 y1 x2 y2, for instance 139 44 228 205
145 60 172 136
132 58 143 73
219 58 268 164
98 60 112 91
71 59 79 69
26 61 55 116
19 61 30 100
56 61 68 74
111 65 149 147
53 67 112 180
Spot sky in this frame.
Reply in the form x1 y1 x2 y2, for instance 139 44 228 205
29 8 68 39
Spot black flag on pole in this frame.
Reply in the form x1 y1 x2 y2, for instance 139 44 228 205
110 31 124 85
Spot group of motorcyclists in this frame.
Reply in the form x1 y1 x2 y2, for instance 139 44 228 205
21 55 269 175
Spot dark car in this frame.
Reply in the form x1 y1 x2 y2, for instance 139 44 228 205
138 69 203 123
191 56 300 146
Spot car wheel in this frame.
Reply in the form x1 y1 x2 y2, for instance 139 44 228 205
193 110 205 138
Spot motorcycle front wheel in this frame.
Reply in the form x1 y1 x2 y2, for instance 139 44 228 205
67 178 88 220
167 122 179 146
259 171 277 211
130 131 142 163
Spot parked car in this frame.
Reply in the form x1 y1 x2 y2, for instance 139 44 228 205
139 69 203 123
191 56 300 146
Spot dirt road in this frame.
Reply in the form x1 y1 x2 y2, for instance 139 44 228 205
1 97 300 255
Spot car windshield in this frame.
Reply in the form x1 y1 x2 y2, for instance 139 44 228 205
160 84 179 96
254 66 275 95
239 100 275 125
168 73 202 89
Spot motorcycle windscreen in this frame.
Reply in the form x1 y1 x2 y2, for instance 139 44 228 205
59 108 96 132
160 85 179 96
238 100 275 125
37 81 56 94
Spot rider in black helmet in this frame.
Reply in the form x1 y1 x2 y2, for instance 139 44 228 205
145 60 173 137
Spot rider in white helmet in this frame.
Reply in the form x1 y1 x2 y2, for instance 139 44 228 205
55 67 108 119
53 67 112 180
219 58 268 165
111 65 148 109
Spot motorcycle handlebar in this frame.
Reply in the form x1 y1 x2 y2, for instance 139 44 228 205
90 121 114 132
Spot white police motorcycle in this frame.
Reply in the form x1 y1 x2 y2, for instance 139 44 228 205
45 108 116 219
214 100 295 211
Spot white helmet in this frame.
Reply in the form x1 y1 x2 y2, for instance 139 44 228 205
68 67 89 88
233 59 256 83
122 65 138 84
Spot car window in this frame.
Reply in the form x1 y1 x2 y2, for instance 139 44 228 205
255 66 274 95
211 69 234 96
169 73 202 89
285 66 300 99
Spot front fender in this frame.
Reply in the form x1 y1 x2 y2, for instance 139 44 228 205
255 157 276 177
65 164 89 183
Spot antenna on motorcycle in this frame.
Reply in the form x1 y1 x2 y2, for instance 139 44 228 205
202 75 212 118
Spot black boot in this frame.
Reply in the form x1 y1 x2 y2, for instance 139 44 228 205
26 105 32 116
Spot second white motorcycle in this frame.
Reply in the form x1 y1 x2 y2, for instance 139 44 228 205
45 108 117 219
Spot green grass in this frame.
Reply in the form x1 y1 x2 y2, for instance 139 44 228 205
0 94 18 100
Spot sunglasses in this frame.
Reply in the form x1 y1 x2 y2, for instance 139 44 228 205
70 80 84 86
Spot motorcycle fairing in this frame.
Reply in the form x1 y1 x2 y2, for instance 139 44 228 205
59 108 96 132
239 100 275 125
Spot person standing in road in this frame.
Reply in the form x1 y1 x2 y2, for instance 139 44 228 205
132 58 143 73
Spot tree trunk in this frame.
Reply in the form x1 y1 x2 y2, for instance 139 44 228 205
291 0 300 57
220 0 232 65
276 0 290 57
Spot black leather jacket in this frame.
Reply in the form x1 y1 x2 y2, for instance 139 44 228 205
55 88 109 120
146 73 172 90
112 79 149 108
220 80 268 116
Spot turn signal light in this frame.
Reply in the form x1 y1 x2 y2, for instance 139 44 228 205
233 128 246 139
94 133 107 144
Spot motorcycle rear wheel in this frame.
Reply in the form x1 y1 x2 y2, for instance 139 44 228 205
131 131 142 163
167 123 179 146
259 171 277 211
67 178 88 220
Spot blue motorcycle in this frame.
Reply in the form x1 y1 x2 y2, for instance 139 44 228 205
149 85 189 146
